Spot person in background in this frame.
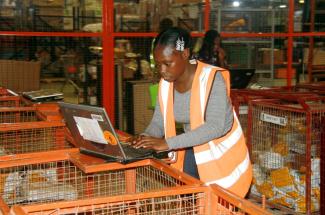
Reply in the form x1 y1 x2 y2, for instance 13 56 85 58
194 29 227 68
158 18 174 33
133 27 252 198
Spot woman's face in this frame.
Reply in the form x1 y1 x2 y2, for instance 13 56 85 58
153 44 187 82
213 37 221 52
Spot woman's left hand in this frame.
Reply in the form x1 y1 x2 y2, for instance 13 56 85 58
132 136 169 152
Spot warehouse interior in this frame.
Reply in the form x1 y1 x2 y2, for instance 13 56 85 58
0 0 324 214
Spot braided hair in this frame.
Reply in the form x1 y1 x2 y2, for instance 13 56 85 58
153 27 192 51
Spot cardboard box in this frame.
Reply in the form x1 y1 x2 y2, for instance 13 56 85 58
275 68 296 79
303 48 325 65
32 0 64 7
0 6 15 17
37 7 63 16
128 81 153 134
0 60 41 92
173 0 201 3
262 49 285 65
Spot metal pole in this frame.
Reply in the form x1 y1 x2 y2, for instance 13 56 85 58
102 0 115 123
286 0 294 87
204 0 210 31
271 9 275 80
307 0 315 83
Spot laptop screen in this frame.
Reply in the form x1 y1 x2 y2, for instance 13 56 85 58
59 102 125 159
229 68 255 89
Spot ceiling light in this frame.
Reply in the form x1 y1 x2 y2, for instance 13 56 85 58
279 5 287 8
233 1 240 7
299 0 304 3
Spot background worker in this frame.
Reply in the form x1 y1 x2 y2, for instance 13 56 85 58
194 29 227 68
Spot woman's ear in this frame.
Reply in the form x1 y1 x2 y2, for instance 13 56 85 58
181 48 190 59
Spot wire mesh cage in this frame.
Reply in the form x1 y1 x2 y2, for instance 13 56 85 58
32 103 64 122
10 184 270 215
231 88 320 137
0 88 16 97
321 116 325 214
0 1 102 32
0 107 43 123
0 106 74 156
0 89 31 108
231 89 264 136
0 105 66 124
0 152 200 214
295 82 325 96
0 123 73 156
247 96 325 214
0 96 31 107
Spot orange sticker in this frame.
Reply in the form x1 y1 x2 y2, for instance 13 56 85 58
103 131 117 145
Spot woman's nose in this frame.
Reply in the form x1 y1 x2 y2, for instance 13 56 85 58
159 65 167 74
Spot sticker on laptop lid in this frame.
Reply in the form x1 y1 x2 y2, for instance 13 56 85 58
73 116 107 144
91 114 104 121
103 131 118 145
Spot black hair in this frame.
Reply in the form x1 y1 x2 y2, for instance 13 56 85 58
197 29 221 65
159 18 174 33
153 27 191 51
203 30 220 46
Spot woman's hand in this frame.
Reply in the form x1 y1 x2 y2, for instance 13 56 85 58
132 136 169 152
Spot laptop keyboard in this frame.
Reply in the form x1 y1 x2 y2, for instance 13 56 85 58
121 144 154 158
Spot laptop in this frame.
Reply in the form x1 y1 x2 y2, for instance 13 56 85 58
23 89 64 102
229 68 255 89
59 102 156 163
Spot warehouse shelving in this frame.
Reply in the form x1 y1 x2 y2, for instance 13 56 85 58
212 7 288 80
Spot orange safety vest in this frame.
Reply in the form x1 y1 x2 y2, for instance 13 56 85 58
158 61 252 197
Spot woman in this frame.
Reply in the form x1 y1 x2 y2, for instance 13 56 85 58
195 29 227 68
133 27 251 197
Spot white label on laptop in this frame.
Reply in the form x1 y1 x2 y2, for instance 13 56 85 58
73 116 107 144
91 114 104 121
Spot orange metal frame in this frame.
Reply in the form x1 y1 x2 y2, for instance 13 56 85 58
0 96 31 107
0 150 201 214
321 115 325 214
10 184 270 215
0 0 324 125
0 106 59 123
246 95 325 214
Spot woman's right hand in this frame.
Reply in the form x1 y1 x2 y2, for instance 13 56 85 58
132 135 144 145
132 135 169 152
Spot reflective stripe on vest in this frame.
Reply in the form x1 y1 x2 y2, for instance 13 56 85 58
158 61 252 197
194 114 243 164
205 151 250 188
160 80 171 133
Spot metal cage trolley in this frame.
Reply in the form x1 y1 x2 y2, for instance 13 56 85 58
0 106 74 156
10 184 270 215
247 95 324 214
0 151 201 214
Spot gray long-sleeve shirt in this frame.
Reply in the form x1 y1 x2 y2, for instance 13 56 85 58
144 72 234 150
